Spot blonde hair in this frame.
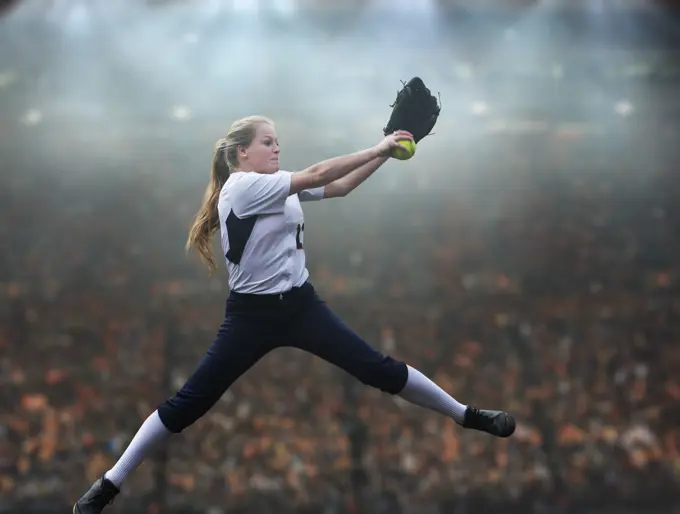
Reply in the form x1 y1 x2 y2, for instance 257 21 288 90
186 115 274 274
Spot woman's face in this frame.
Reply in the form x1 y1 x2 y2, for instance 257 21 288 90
239 123 280 174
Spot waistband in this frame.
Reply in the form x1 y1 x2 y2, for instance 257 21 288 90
227 281 314 307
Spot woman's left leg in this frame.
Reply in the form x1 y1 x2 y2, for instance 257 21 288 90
287 288 515 438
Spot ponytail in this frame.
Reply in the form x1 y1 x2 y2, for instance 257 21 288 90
186 115 273 274
186 140 231 274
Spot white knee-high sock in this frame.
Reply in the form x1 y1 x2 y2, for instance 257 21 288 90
397 365 468 424
104 410 173 488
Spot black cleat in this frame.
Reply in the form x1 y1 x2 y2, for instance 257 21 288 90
73 476 120 514
462 406 516 438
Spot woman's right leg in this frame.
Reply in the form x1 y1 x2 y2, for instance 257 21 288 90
105 319 272 487
73 310 277 514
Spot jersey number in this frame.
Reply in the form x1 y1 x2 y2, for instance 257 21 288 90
296 223 305 250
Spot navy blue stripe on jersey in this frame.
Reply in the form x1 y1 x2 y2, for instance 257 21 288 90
225 210 258 265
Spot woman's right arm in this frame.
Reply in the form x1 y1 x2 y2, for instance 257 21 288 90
290 131 413 195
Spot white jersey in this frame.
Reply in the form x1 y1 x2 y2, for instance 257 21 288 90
217 170 324 294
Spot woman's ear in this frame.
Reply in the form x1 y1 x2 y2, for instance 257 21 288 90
237 145 247 160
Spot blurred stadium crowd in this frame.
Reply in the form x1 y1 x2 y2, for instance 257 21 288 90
1 131 679 514
3 2 680 514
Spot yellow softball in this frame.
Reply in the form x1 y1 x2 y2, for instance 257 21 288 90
391 139 416 160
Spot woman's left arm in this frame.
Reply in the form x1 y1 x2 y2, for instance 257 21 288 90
322 156 389 198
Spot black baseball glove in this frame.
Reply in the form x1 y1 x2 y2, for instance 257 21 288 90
383 77 441 144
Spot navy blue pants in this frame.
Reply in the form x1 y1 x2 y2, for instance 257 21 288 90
157 282 408 433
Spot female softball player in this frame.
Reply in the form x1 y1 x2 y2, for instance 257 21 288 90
74 115 515 514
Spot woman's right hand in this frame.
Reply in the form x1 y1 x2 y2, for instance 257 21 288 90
375 130 414 157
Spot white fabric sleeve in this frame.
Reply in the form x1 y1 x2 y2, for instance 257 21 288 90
229 171 292 217
297 185 325 202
